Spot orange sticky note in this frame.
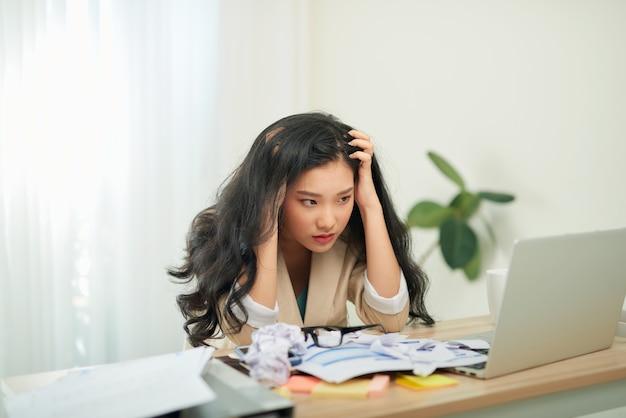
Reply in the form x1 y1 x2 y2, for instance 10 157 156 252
368 374 390 398
395 373 459 391
281 375 321 393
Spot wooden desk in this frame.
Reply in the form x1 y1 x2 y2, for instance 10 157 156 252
286 315 626 418
4 316 626 417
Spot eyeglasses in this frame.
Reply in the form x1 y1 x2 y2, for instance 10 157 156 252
301 324 387 348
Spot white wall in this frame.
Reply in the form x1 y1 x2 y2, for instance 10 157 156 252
307 0 626 321
3 1 624 378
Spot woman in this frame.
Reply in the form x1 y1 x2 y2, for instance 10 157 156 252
169 112 433 348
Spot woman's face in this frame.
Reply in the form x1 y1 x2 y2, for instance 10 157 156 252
281 160 355 253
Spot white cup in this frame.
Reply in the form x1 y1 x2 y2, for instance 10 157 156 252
486 269 508 325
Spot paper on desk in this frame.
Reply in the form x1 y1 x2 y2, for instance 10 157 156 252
3 346 216 418
445 339 491 350
377 339 487 375
295 337 487 383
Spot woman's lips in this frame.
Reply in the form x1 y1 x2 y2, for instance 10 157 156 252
313 233 335 244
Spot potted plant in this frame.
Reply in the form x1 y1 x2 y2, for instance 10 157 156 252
406 151 515 280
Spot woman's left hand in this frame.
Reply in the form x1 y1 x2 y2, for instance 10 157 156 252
348 130 381 210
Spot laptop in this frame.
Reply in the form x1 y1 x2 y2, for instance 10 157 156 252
447 227 626 379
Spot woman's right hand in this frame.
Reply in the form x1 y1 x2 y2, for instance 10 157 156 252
249 184 283 309
262 182 286 237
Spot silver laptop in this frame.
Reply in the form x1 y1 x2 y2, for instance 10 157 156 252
448 228 626 379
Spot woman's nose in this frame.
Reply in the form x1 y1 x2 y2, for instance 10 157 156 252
316 207 335 230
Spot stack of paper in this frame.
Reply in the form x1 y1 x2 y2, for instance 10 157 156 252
294 337 487 383
3 346 216 418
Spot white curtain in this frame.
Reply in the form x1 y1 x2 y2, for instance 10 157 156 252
1 0 310 378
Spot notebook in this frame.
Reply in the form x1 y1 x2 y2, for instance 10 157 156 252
447 227 626 379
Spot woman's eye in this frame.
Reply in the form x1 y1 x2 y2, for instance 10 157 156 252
338 195 352 203
301 199 316 206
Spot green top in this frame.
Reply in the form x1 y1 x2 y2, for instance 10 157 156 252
296 284 309 321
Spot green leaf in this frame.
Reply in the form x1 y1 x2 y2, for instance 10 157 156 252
428 151 465 191
407 201 455 228
439 218 478 269
463 246 481 280
478 191 515 203
449 191 481 220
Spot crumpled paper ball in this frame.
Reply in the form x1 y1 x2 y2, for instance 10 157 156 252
244 323 307 387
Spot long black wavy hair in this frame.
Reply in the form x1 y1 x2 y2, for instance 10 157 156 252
168 112 434 346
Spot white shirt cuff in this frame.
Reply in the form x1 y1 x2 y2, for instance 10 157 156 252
363 270 409 315
231 285 279 328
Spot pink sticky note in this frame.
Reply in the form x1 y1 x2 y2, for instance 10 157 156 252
282 375 321 393
368 374 390 398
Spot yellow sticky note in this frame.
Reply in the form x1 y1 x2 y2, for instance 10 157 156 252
395 373 459 391
311 378 371 399
272 386 292 399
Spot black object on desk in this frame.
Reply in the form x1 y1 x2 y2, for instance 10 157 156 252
180 357 293 418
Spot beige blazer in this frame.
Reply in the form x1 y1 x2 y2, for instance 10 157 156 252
198 239 409 349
